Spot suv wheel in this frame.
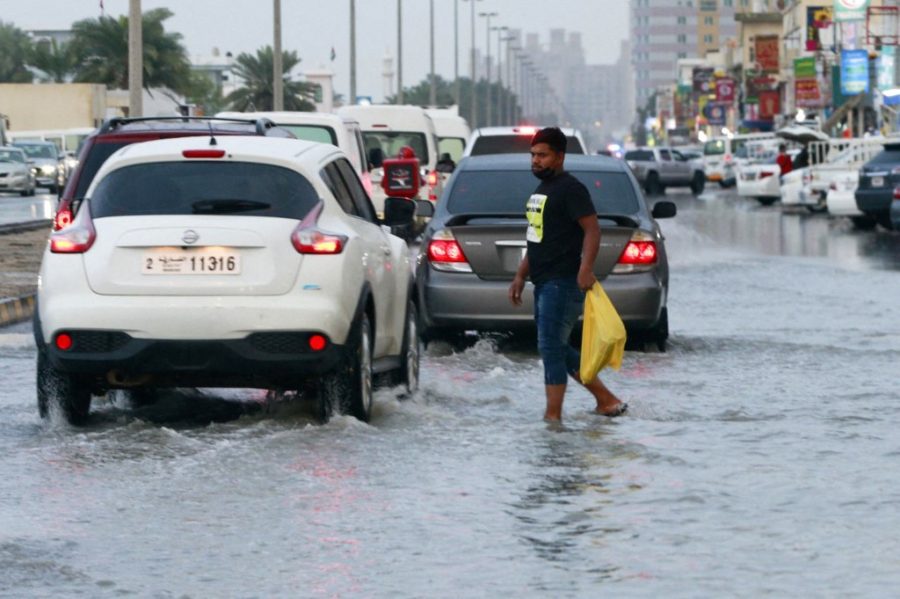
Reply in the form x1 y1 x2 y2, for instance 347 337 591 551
36 348 92 425
399 300 420 395
318 313 374 423
645 172 663 196
690 172 705 195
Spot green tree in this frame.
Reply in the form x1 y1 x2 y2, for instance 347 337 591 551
184 71 226 116
387 75 521 129
225 46 316 112
70 8 191 93
30 38 76 83
0 21 34 83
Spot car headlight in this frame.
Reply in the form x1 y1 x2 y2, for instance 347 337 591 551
40 165 56 176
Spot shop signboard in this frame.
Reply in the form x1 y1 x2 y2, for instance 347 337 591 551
716 78 736 103
878 47 896 92
834 0 869 22
702 102 728 126
841 48 870 95
755 35 780 73
758 90 780 119
806 6 834 51
692 67 715 93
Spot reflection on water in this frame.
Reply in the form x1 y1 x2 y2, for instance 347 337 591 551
672 192 900 271
0 194 55 225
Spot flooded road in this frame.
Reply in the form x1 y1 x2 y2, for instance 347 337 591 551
2 189 899 597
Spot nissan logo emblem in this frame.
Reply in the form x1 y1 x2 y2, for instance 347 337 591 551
182 230 199 245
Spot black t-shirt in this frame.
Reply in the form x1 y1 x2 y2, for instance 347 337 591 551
525 171 596 285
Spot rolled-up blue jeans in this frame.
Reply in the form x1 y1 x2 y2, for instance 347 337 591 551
533 276 584 385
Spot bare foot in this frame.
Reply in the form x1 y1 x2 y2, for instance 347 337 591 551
594 402 628 418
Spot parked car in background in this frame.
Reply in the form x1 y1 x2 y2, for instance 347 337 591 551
826 170 876 229
425 107 471 165
216 111 372 196
0 146 36 196
702 132 775 187
463 126 586 157
625 146 706 195
54 116 294 230
13 140 65 193
35 136 421 426
788 140 884 213
737 152 783 206
416 154 676 351
338 104 445 214
855 141 900 230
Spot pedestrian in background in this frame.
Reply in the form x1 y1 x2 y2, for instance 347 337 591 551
776 143 793 177
508 127 626 422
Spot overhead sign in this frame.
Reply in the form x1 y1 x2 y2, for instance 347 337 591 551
758 90 780 119
692 67 715 93
702 102 728 126
795 57 823 107
841 49 870 95
834 0 869 22
794 57 817 79
878 47 896 91
755 35 780 73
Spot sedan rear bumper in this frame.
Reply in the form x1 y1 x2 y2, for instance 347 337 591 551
855 188 893 215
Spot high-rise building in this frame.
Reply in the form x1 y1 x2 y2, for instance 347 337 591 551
630 0 740 109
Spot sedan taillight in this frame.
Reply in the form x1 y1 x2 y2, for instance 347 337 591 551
426 230 472 273
613 232 657 274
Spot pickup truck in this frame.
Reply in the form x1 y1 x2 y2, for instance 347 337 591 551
624 147 706 195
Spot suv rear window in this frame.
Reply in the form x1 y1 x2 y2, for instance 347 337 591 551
470 135 585 156
447 170 640 215
363 131 429 164
703 140 725 155
90 162 319 219
74 140 131 198
868 146 900 164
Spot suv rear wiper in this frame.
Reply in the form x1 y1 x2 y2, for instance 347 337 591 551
192 199 271 214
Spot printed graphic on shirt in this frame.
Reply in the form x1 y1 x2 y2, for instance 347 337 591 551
525 193 547 243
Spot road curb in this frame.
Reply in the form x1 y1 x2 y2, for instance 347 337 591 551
0 219 52 235
0 294 35 327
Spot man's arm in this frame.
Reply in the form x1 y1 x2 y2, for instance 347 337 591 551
508 255 529 306
577 214 600 291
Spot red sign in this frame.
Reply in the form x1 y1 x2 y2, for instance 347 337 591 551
795 78 822 107
755 35 780 73
758 90 780 119
716 78 736 103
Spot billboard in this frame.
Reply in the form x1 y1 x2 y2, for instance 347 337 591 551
841 49 870 95
878 47 896 91
806 6 833 51
755 35 780 73
834 0 869 22
716 78 736 103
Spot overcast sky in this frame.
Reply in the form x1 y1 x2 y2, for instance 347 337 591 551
0 0 629 102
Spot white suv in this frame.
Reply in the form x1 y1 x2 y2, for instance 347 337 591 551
35 136 422 425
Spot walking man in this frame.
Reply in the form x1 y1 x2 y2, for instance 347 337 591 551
508 127 626 422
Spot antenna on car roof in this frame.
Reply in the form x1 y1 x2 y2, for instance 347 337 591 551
207 120 217 146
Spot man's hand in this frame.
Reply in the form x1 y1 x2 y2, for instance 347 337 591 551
509 275 525 306
577 266 597 292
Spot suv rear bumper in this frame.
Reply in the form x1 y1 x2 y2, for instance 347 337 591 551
855 188 892 215
41 332 344 388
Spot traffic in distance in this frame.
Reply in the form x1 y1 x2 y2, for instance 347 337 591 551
10 108 900 427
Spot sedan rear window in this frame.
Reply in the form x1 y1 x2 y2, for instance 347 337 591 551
447 170 641 215
867 147 900 164
470 135 585 156
90 161 319 219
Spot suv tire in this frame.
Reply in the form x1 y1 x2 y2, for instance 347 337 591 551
690 172 705 195
36 348 92 425
645 172 663 196
318 313 374 423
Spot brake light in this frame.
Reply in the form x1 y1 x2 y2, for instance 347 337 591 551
50 205 96 253
613 232 657 274
513 126 537 136
427 170 438 187
182 149 226 159
759 171 776 179
291 226 347 254
426 230 473 273
308 334 328 351
54 332 73 351
894 186 900 200
53 207 73 230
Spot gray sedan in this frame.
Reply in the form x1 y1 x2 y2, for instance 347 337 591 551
415 154 676 350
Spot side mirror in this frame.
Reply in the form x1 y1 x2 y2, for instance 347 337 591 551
382 196 416 226
414 199 435 218
368 147 384 169
652 201 677 219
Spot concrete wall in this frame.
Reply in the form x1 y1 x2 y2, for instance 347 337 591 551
0 83 107 131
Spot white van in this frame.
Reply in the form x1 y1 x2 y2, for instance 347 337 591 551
702 132 775 187
216 111 372 195
337 104 444 213
425 107 471 164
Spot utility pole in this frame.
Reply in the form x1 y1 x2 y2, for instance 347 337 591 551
454 0 460 107
397 0 404 104
463 0 482 127
429 0 436 107
350 0 357 105
480 12 498 126
273 0 283 111
128 0 142 117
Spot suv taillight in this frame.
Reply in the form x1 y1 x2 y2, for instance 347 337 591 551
291 225 347 254
53 207 74 231
426 230 473 273
50 205 95 253
894 186 900 200
613 232 657 274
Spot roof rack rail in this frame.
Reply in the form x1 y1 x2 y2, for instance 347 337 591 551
98 116 277 136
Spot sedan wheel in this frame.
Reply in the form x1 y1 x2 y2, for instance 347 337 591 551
400 300 420 395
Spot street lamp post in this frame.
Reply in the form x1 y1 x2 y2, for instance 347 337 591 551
396 0 404 104
497 30 512 124
273 0 283 111
479 12 498 126
350 0 356 105
429 0 436 107
454 0 459 107
462 0 483 127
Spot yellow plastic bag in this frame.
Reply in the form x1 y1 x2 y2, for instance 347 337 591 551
579 282 626 382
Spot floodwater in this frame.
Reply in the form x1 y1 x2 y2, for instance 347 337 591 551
1 189 899 597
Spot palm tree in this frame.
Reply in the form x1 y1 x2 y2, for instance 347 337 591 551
30 38 76 83
0 21 34 83
70 8 190 93
225 46 316 112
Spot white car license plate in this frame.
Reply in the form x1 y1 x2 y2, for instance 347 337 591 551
871 176 884 187
143 251 241 275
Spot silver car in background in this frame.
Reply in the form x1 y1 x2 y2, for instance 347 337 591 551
0 146 36 196
415 154 676 351
13 140 65 193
